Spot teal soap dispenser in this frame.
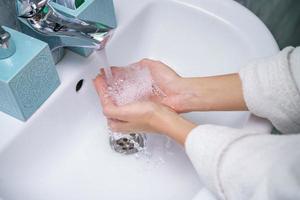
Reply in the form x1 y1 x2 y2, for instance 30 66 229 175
0 26 60 121
0 26 16 59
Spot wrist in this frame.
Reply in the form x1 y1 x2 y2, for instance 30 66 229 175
177 77 213 112
154 106 196 145
180 74 247 111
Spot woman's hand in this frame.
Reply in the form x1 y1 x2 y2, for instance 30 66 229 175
102 59 205 113
136 59 196 113
136 59 247 112
94 74 196 145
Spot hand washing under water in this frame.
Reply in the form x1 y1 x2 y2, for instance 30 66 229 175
103 64 165 155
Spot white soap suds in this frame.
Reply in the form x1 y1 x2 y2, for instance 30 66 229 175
105 64 155 106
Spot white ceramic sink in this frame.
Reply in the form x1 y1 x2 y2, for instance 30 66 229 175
0 0 278 199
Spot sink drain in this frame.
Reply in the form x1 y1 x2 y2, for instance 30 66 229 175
109 133 146 155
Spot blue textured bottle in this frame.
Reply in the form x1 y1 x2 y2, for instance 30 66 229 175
0 27 60 121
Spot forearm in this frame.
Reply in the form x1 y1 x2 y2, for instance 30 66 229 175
180 73 247 112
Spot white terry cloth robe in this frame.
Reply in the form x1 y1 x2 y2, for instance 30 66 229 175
186 47 300 200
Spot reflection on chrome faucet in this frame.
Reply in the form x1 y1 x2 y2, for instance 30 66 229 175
0 26 10 49
0 26 16 59
16 0 114 52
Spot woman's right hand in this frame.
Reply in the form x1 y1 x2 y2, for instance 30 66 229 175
137 59 248 112
136 59 189 112
105 59 203 113
102 59 247 113
94 73 196 145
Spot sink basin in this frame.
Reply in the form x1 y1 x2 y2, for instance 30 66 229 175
0 0 278 199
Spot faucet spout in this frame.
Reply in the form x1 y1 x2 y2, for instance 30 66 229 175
16 0 114 51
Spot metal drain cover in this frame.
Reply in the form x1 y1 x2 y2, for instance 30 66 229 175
110 133 146 155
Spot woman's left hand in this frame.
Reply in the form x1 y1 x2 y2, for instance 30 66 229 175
94 73 196 145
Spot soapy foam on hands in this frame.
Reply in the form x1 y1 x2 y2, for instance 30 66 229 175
105 64 159 105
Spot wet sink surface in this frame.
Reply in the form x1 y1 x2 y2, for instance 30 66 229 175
0 0 278 199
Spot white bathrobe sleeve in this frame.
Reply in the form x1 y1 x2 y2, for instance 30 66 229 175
186 47 300 200
239 47 300 133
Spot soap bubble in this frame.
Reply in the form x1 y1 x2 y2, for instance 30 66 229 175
106 64 154 106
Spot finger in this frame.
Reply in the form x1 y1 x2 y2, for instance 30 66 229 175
102 102 126 120
99 96 130 121
95 70 136 120
101 66 126 74
100 66 128 84
108 120 135 133
99 66 120 73
93 75 123 118
138 58 156 67
93 74 110 105
106 103 143 121
107 118 127 124
100 68 105 77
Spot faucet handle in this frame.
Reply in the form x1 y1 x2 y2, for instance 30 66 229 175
16 0 114 51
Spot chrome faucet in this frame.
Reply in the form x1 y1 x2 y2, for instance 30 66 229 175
0 26 10 49
16 0 114 57
0 26 16 59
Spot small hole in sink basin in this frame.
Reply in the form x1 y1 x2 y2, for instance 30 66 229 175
76 79 84 92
